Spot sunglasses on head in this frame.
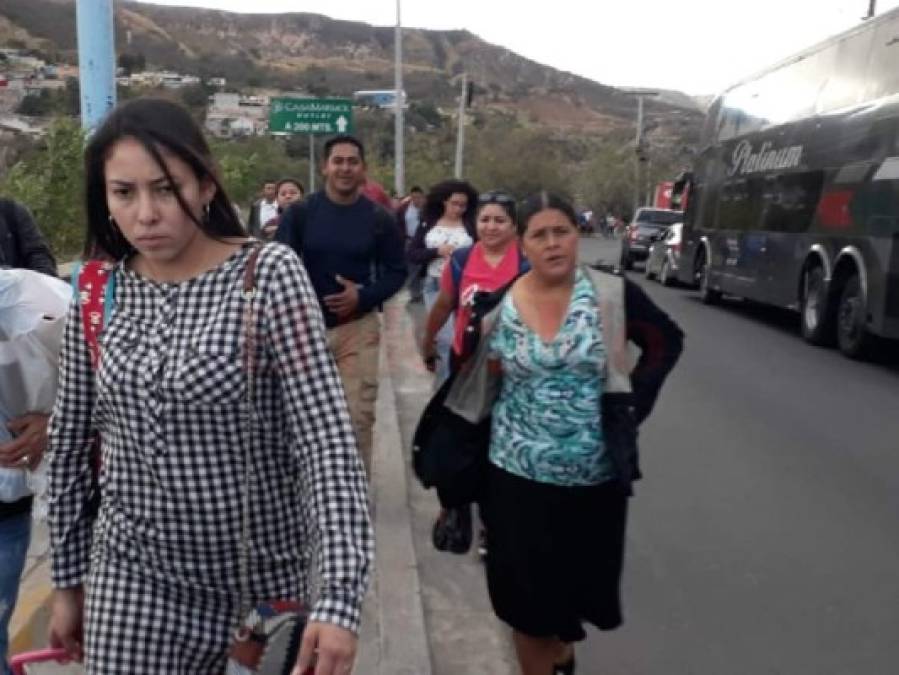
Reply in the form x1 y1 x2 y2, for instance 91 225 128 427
478 191 515 205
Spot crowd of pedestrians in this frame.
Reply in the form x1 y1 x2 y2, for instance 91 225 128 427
0 95 683 675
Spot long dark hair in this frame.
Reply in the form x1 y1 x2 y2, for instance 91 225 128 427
422 179 479 229
83 97 244 259
517 191 579 236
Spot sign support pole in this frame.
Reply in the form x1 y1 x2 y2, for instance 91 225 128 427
309 134 316 193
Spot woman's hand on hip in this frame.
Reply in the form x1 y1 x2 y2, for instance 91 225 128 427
49 586 85 662
421 337 437 372
293 621 357 674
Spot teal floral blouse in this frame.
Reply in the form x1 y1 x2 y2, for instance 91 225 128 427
487 269 615 487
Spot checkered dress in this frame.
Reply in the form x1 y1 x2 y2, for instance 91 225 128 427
48 242 373 673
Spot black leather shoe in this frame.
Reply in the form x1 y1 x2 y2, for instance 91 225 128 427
431 506 472 554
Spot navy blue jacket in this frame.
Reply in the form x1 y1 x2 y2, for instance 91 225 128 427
275 191 406 327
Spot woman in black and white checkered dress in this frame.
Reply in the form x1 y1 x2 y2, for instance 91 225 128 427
46 98 373 674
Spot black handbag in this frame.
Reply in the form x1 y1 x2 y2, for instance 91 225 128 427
411 374 491 508
411 283 512 509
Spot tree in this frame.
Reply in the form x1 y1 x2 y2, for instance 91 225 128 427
16 90 55 117
1 118 86 258
118 52 146 76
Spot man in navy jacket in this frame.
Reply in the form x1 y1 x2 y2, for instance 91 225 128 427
276 135 405 475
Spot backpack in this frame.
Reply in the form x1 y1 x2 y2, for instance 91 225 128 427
447 244 530 309
71 260 117 369
66 259 116 500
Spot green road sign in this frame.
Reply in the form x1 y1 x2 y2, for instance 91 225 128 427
269 97 354 135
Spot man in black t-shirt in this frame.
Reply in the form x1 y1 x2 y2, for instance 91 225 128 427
276 136 405 476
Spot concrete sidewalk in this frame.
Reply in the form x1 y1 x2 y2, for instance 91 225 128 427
377 296 518 675
9 292 513 674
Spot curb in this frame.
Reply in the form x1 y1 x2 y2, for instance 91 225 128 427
366 301 433 675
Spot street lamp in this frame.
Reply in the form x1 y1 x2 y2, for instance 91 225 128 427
620 88 659 215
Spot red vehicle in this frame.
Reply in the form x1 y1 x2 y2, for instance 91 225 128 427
653 181 675 209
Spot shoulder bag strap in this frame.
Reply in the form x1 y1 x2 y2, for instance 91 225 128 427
238 241 265 617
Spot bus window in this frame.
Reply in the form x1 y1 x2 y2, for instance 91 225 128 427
756 57 822 128
718 100 743 142
818 33 873 113
865 13 899 102
702 99 724 145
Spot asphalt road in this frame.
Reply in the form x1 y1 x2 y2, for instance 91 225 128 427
577 236 899 675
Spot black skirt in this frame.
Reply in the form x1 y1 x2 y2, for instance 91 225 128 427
481 462 629 642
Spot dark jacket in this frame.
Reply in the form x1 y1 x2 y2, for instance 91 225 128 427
247 198 278 238
445 264 684 495
0 198 57 276
275 191 407 326
396 200 423 243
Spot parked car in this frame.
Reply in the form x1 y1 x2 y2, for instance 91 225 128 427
644 222 683 286
620 207 682 270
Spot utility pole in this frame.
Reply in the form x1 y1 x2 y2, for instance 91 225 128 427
635 94 645 213
76 0 117 131
454 72 468 179
394 0 405 196
621 88 659 215
864 0 877 19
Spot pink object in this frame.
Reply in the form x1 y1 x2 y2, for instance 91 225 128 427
9 648 73 675
361 180 393 209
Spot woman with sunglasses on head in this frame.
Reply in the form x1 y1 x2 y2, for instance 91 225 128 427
421 190 528 556
407 179 479 385
46 98 372 675
444 192 684 675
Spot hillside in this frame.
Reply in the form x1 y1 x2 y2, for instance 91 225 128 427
0 0 702 141
1 0 706 229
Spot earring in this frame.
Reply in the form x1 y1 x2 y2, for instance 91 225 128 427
202 203 210 224
108 214 116 228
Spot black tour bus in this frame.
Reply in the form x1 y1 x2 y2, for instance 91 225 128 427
676 9 899 357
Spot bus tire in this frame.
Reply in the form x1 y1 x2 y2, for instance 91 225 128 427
800 265 834 345
836 273 874 359
698 252 721 304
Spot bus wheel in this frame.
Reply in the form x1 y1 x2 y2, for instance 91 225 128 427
836 274 873 359
698 254 721 304
800 265 834 345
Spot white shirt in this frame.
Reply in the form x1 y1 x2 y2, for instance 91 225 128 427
424 223 472 278
259 200 278 226
404 204 421 239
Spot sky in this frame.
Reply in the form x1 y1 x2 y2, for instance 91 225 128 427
140 0 899 95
